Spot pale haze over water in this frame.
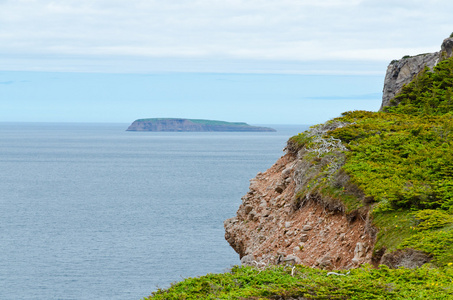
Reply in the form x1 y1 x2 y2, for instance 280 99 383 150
0 123 309 299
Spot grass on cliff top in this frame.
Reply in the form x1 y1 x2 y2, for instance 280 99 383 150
145 264 453 299
371 209 453 266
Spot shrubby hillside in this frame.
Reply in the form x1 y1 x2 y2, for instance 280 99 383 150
290 56 453 267
145 42 453 300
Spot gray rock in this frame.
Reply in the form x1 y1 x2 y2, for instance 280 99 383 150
353 242 364 260
441 37 453 58
299 234 309 242
240 254 255 266
282 167 292 178
275 183 286 193
317 256 333 269
302 225 313 231
380 249 432 269
283 255 301 266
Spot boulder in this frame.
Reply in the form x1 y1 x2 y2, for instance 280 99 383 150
240 254 255 266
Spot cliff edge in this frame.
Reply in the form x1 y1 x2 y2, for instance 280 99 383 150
225 36 453 270
224 122 376 269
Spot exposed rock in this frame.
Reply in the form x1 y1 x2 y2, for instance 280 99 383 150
299 234 309 242
275 182 286 194
282 167 293 178
353 242 365 260
317 256 333 270
281 255 301 266
240 254 255 266
224 146 374 269
380 249 432 269
302 225 312 231
441 37 453 58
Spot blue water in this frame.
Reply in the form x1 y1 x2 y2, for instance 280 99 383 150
0 123 309 299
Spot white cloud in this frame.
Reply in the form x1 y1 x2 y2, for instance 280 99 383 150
0 0 452 73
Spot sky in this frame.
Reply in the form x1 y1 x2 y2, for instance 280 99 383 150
1 0 452 124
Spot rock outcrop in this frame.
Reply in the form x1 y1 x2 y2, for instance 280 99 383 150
126 118 276 132
224 133 375 270
380 37 453 110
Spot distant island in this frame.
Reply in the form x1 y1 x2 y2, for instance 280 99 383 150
126 118 276 132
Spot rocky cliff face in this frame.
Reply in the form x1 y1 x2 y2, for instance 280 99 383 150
380 37 453 110
224 37 453 270
224 122 375 270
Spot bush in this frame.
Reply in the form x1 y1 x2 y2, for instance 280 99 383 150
146 265 453 299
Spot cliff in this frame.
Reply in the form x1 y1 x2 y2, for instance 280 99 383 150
147 36 453 299
224 123 377 269
126 118 276 132
380 37 453 110
224 36 453 270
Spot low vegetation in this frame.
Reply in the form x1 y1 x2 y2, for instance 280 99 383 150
146 264 453 299
144 56 453 299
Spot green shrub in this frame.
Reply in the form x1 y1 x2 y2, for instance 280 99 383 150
399 229 453 266
412 209 453 231
145 265 453 299
329 111 453 211
384 57 453 116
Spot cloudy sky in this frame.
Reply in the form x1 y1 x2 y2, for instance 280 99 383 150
1 0 452 123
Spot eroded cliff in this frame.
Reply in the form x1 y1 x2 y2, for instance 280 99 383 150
225 36 453 271
225 122 375 270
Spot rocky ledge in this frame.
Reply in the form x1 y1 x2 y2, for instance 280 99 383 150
126 118 276 132
224 139 376 270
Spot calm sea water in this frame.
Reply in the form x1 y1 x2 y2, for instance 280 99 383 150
0 123 309 300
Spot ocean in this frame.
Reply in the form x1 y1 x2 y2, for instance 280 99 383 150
0 123 309 299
